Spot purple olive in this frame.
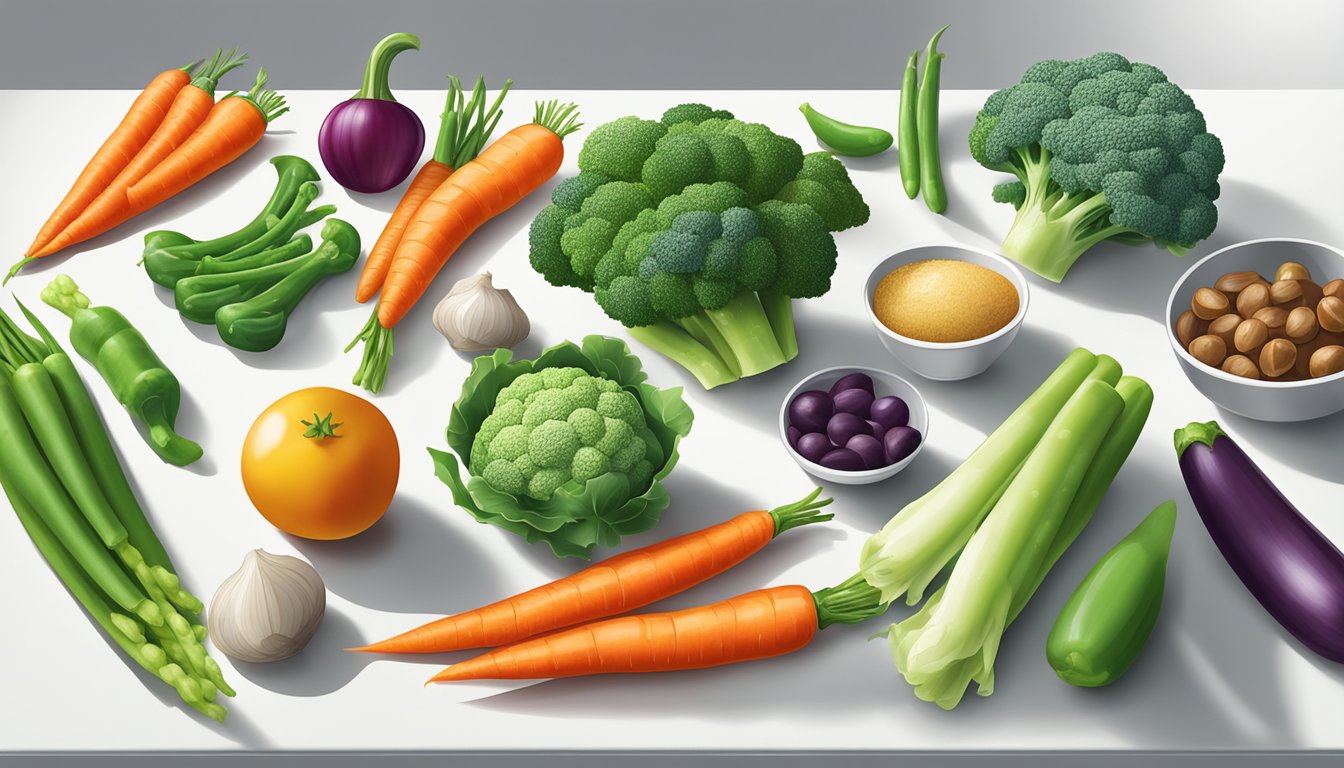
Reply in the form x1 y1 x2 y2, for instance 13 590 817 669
866 420 888 443
786 425 802 449
796 432 833 464
870 396 911 429
819 447 866 472
884 426 922 464
846 434 886 469
830 372 875 396
833 387 875 418
788 390 834 434
826 412 871 446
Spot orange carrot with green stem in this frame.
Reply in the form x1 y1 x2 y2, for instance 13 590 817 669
47 49 248 258
427 577 885 682
21 60 203 260
348 100 581 393
19 70 287 268
355 74 511 304
354 489 835 654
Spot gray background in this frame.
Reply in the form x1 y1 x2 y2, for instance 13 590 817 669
2 0 1342 90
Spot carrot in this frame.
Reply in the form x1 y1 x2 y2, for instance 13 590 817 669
25 70 287 263
46 49 248 260
355 75 511 304
353 489 835 655
348 100 581 393
21 60 200 260
427 576 886 683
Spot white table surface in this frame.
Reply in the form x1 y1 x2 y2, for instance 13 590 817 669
0 89 1341 755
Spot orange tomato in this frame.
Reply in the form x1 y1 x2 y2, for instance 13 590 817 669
241 387 399 540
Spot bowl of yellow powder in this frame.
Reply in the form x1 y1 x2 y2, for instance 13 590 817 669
864 243 1029 380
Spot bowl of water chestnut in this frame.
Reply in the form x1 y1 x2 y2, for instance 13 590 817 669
1166 237 1344 422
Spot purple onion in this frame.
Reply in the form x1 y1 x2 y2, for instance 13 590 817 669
884 426 922 464
786 425 802 449
833 387 875 418
819 447 866 472
830 372 874 396
318 33 425 193
826 412 871 446
846 434 886 469
866 420 888 443
796 432 832 464
788 390 834 434
870 396 911 429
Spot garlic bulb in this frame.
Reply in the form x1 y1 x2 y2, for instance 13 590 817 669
209 549 326 664
432 272 530 351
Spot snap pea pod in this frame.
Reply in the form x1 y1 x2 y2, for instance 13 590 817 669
216 218 361 352
41 275 202 466
144 205 332 288
195 233 312 276
175 236 316 324
1047 500 1177 687
899 49 921 199
917 25 949 213
798 102 892 157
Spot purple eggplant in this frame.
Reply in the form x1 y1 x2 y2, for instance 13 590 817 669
318 33 425 193
1175 420 1344 662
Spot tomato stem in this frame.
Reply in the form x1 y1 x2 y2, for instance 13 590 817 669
301 412 343 440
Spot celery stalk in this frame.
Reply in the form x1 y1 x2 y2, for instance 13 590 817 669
885 379 1124 709
860 348 1114 605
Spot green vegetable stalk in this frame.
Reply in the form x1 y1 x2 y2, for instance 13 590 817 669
40 275 202 466
213 217 360 352
1047 500 1176 687
859 348 1117 605
884 379 1124 710
174 234 314 324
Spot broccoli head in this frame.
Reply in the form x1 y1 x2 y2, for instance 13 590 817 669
531 104 870 388
970 52 1225 281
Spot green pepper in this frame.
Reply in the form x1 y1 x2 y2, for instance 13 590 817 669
195 233 312 276
215 218 361 352
797 102 892 157
1046 500 1177 687
140 155 322 288
174 235 315 324
40 275 203 467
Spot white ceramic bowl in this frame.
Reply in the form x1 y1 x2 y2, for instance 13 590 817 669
778 366 929 486
864 242 1030 380
1165 237 1344 422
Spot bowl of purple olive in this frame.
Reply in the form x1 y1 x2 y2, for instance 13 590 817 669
779 366 928 485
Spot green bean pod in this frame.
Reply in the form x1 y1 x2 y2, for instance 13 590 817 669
899 49 921 199
195 232 313 276
917 25 949 213
1047 500 1177 687
211 182 322 264
798 102 893 157
175 237 317 325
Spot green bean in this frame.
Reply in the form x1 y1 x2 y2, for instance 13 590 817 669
0 378 159 625
899 49 921 199
11 362 128 549
917 25 950 213
798 102 893 157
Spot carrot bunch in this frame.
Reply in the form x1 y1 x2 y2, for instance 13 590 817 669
348 85 580 393
11 53 287 280
354 490 888 682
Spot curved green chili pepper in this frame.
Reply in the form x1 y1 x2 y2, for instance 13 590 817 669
917 25 950 213
798 102 892 157
1046 500 1177 687
40 275 202 467
899 49 921 199
195 233 313 276
175 236 316 324
141 155 322 287
216 218 361 352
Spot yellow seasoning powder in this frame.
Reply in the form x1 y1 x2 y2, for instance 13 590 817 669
873 259 1020 342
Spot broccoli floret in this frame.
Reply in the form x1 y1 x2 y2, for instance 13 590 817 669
970 51 1225 281
693 275 736 310
671 210 722 242
648 272 699 318
661 103 735 127
529 204 584 288
775 152 870 231
718 120 803 204
656 181 748 222
482 459 526 497
568 407 605 446
735 237 777 291
718 207 759 244
596 276 660 327
552 172 610 211
757 200 836 299
578 116 667 182
703 238 741 278
642 134 715 200
651 230 707 273
527 468 571 502
571 446 610 483
580 181 656 224
489 424 530 461
560 216 618 281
